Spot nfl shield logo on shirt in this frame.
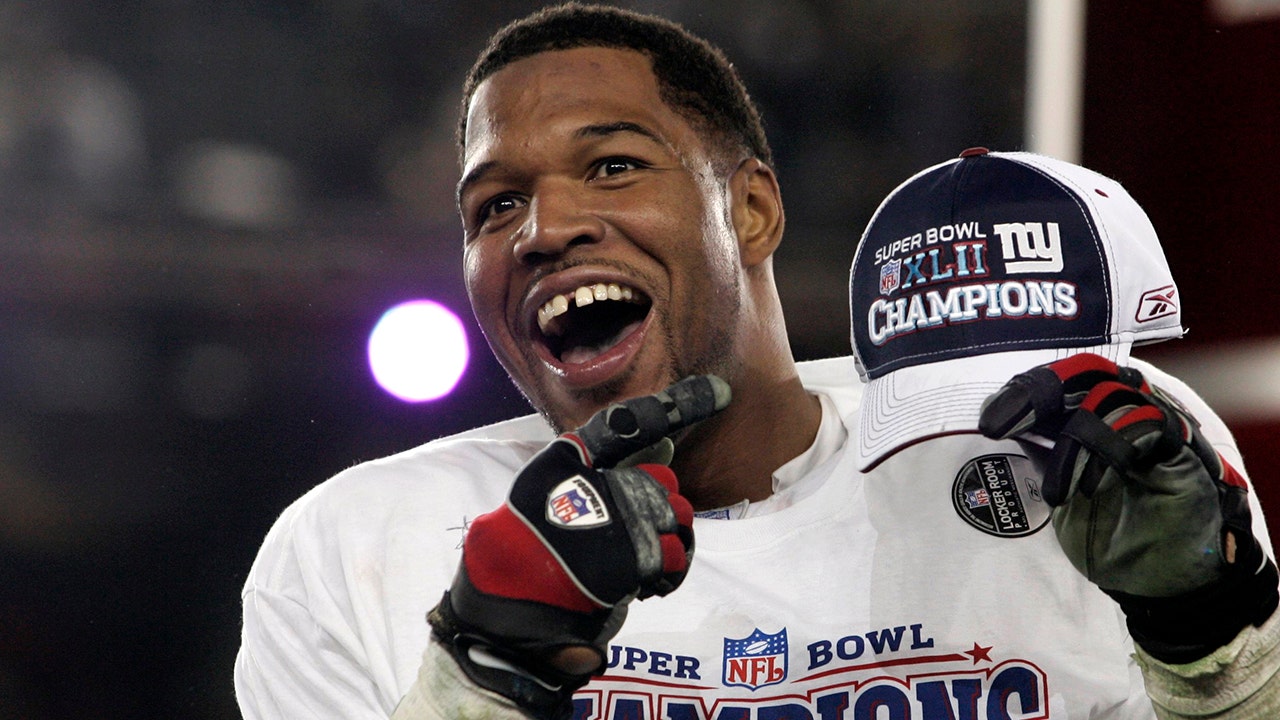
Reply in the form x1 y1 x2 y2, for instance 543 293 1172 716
722 628 788 690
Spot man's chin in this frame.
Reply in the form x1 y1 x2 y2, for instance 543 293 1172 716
540 378 629 434
534 370 674 434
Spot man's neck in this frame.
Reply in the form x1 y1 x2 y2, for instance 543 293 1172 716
669 373 821 512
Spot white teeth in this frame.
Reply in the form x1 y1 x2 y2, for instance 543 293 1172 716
536 282 643 334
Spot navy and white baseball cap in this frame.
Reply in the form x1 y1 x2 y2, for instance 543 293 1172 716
849 149 1185 470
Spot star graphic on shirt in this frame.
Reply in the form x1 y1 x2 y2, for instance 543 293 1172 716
964 643 993 664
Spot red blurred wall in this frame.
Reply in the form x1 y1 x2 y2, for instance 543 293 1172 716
1084 1 1280 525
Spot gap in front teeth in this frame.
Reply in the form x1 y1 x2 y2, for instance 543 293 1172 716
537 283 635 332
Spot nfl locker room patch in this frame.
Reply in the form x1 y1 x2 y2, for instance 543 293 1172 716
952 454 1049 538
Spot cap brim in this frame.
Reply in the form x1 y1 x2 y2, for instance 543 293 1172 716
854 345 1129 470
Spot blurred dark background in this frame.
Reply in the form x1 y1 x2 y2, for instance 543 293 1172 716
0 1 1275 717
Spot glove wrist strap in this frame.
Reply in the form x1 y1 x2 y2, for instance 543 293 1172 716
1108 553 1280 664
428 591 590 719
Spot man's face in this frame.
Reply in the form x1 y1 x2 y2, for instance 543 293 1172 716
459 47 745 432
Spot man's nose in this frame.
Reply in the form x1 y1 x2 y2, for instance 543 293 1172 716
512 186 604 264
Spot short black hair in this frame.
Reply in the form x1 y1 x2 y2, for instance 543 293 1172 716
459 2 772 170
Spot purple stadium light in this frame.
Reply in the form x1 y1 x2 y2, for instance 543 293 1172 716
368 300 469 402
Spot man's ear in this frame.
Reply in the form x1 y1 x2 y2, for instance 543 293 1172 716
729 158 785 267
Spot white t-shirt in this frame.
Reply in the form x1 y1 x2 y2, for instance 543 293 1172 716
235 356 1272 719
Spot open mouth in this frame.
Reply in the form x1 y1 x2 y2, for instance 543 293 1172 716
535 282 651 365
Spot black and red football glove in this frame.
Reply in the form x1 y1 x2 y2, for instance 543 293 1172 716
428 375 730 717
979 353 1278 663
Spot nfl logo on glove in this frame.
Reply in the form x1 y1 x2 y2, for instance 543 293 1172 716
547 476 611 528
848 148 1185 470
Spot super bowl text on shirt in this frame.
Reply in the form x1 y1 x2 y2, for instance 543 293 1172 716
572 623 1048 720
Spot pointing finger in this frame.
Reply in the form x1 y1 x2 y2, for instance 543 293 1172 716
574 374 732 468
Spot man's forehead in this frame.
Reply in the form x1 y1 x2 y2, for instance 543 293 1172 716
464 48 666 142
478 45 657 96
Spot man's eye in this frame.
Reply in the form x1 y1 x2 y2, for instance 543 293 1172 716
591 158 641 179
478 194 524 222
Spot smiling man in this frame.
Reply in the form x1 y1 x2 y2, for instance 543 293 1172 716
236 5 841 718
236 4 1279 720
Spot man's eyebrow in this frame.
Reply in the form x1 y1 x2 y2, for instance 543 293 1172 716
456 122 666 206
573 121 665 145
457 160 497 208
